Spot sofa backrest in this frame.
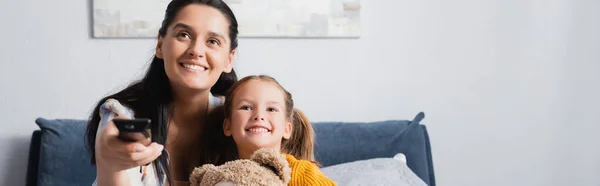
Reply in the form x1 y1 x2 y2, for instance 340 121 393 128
27 112 434 186
313 112 435 185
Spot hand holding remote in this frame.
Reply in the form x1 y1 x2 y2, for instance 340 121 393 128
95 111 162 173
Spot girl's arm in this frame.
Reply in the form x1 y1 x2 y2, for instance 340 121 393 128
285 155 337 186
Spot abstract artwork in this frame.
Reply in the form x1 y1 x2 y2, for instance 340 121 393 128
92 0 361 38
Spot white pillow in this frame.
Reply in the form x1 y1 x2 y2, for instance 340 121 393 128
394 153 407 164
321 154 428 186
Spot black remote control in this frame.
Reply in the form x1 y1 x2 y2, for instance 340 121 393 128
113 118 151 142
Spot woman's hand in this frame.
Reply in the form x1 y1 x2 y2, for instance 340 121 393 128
95 114 164 172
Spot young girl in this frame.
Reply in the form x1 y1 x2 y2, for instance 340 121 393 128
198 75 336 186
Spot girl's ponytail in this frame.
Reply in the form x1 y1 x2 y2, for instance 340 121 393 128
282 108 315 161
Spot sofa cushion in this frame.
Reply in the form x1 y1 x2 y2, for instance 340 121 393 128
321 154 428 186
35 118 96 186
313 112 434 186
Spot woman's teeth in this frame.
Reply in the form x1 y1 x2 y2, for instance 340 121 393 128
181 63 206 71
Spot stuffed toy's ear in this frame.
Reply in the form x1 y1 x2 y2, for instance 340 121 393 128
251 148 292 184
189 164 218 186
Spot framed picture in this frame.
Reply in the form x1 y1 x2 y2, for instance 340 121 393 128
92 0 361 38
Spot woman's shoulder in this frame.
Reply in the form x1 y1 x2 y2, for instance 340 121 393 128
212 94 225 106
209 93 225 110
99 98 136 119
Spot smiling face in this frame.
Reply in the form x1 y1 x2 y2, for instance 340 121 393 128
223 80 293 154
156 4 235 92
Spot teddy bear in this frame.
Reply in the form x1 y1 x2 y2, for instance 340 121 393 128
189 148 292 186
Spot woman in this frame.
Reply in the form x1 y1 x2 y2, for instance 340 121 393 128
84 0 240 185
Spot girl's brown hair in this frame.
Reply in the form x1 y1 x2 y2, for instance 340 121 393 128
198 75 315 165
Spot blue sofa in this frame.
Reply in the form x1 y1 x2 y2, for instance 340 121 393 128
26 112 435 186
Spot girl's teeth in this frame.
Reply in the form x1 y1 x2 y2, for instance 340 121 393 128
248 128 269 132
181 64 205 71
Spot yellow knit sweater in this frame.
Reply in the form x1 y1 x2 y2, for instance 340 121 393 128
284 154 337 186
